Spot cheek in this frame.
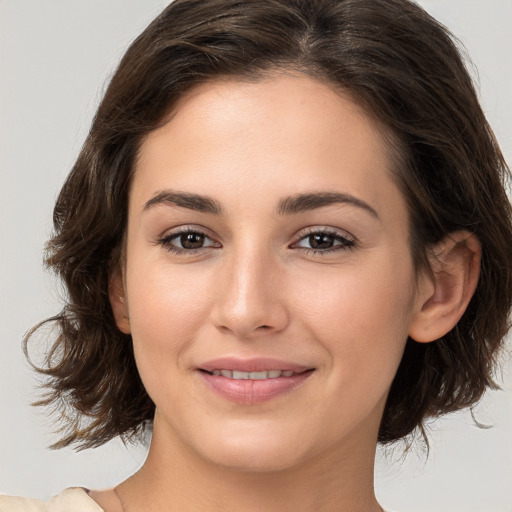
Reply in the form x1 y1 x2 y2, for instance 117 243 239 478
293 257 414 375
125 257 213 382
278 256 416 440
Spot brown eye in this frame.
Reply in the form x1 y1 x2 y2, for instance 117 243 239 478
180 232 206 249
294 229 355 253
159 229 220 254
308 233 336 250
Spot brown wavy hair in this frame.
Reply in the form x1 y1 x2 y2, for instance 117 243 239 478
25 0 512 449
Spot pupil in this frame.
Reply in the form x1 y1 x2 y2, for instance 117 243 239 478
309 233 334 249
181 233 204 249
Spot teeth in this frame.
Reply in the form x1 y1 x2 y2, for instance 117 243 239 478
209 370 299 380
232 370 250 379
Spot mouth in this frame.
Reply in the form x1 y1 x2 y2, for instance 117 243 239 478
196 359 315 404
199 368 313 380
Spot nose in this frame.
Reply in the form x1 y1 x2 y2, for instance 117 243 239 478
210 249 289 339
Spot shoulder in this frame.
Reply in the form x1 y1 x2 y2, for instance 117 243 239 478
0 488 104 512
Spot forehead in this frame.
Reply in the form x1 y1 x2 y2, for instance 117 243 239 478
133 73 405 223
153 73 387 161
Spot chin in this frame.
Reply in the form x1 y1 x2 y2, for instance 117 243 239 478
201 422 328 474
207 444 307 474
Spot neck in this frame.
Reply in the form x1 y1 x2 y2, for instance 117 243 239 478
115 415 382 512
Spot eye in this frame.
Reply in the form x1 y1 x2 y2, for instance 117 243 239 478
293 228 355 253
158 228 221 254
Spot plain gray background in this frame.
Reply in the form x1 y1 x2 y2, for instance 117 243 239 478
1 1 511 511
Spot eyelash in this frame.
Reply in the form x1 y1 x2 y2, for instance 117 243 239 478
157 227 220 255
156 226 356 256
291 227 356 255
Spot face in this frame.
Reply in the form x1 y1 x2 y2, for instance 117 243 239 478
114 74 425 472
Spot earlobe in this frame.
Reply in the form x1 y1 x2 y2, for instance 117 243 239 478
109 269 131 334
409 231 481 343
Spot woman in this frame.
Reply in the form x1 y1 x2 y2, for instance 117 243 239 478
1 0 511 511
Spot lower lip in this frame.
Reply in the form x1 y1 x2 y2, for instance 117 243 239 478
199 371 314 404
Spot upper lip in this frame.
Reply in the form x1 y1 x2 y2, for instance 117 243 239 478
198 357 313 373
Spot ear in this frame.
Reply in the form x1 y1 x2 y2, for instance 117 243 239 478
109 269 131 334
409 231 481 343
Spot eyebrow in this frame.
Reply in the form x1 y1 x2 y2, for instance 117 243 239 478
277 192 379 219
143 190 223 215
143 189 379 219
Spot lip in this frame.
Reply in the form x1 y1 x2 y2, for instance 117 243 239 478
198 357 312 373
197 357 315 405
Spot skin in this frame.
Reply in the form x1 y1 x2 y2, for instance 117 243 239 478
97 74 480 512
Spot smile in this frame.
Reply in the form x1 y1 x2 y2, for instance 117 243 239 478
204 369 300 379
198 364 315 404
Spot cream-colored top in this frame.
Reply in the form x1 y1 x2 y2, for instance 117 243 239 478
0 488 395 512
0 488 103 512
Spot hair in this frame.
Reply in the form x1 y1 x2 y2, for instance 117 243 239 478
25 0 512 450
